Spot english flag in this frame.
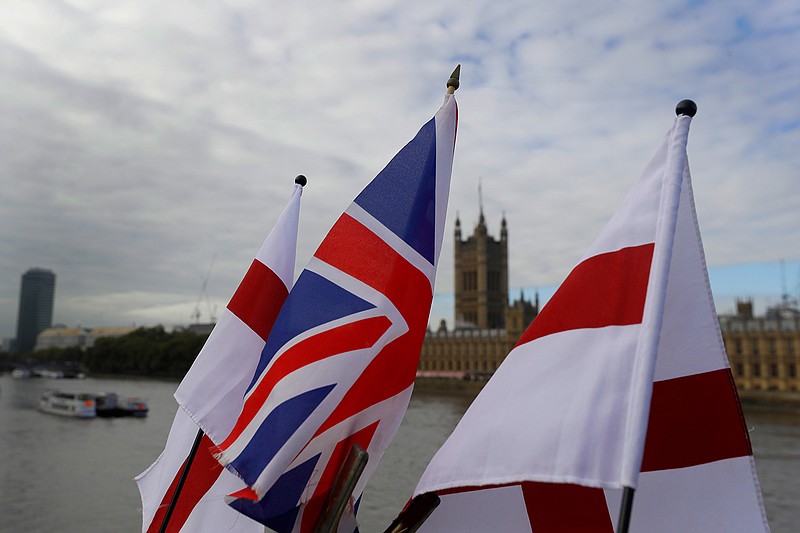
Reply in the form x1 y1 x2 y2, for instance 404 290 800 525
214 93 457 532
413 103 769 532
136 181 303 533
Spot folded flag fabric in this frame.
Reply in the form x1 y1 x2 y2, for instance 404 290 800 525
136 409 264 533
137 182 303 533
413 106 769 532
175 183 302 445
215 94 458 533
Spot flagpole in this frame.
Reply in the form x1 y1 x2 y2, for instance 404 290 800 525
156 174 308 533
383 493 441 533
616 487 635 533
616 100 697 533
312 444 369 533
158 428 204 533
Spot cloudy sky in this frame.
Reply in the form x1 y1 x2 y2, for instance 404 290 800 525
2 0 798 338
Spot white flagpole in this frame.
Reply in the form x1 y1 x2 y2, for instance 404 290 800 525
616 98 698 533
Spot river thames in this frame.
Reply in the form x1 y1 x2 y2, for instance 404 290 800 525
0 374 797 532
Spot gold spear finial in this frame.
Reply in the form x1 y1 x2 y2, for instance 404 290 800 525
446 64 461 94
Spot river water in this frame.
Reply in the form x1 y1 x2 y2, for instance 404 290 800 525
0 374 797 532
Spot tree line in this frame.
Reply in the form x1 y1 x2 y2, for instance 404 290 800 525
1 326 208 377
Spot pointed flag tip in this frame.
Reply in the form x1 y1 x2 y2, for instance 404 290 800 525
676 100 697 117
446 64 461 93
227 487 260 502
295 175 307 187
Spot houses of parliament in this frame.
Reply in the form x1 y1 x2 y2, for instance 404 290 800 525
418 210 800 395
419 209 538 379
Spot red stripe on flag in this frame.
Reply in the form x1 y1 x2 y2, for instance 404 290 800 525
434 482 613 532
228 486 259 501
146 434 223 533
516 244 654 347
641 368 752 472
312 214 433 436
522 482 614 533
227 259 289 341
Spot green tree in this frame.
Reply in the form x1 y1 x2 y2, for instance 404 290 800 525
81 326 208 376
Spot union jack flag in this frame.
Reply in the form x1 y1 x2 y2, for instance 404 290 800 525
216 94 458 532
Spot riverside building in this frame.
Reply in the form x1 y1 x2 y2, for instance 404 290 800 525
419 211 538 377
721 299 800 393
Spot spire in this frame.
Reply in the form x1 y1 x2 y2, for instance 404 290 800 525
478 178 485 225
475 178 487 233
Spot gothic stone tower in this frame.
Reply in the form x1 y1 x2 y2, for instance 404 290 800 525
454 211 508 330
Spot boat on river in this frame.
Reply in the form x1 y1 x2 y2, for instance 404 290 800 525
95 392 149 417
38 390 96 418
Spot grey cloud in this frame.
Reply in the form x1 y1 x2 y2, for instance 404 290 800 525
1 0 798 336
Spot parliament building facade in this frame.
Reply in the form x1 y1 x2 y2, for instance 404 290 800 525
419 212 800 395
720 300 800 393
419 211 538 377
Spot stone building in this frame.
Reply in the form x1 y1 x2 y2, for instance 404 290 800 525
35 326 136 351
419 211 538 377
453 211 509 330
721 299 800 393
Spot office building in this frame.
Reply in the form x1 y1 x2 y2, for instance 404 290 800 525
15 268 56 353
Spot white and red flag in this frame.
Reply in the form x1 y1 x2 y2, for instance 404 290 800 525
136 181 303 533
412 104 769 532
213 93 457 533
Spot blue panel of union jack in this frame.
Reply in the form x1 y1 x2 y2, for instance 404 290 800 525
215 94 458 533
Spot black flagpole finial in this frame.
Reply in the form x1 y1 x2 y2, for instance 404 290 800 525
295 175 307 187
447 64 461 93
676 99 697 117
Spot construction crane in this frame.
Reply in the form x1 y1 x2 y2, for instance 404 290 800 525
772 259 800 319
780 260 800 306
192 254 217 324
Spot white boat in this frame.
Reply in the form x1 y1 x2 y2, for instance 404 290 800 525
38 390 96 418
